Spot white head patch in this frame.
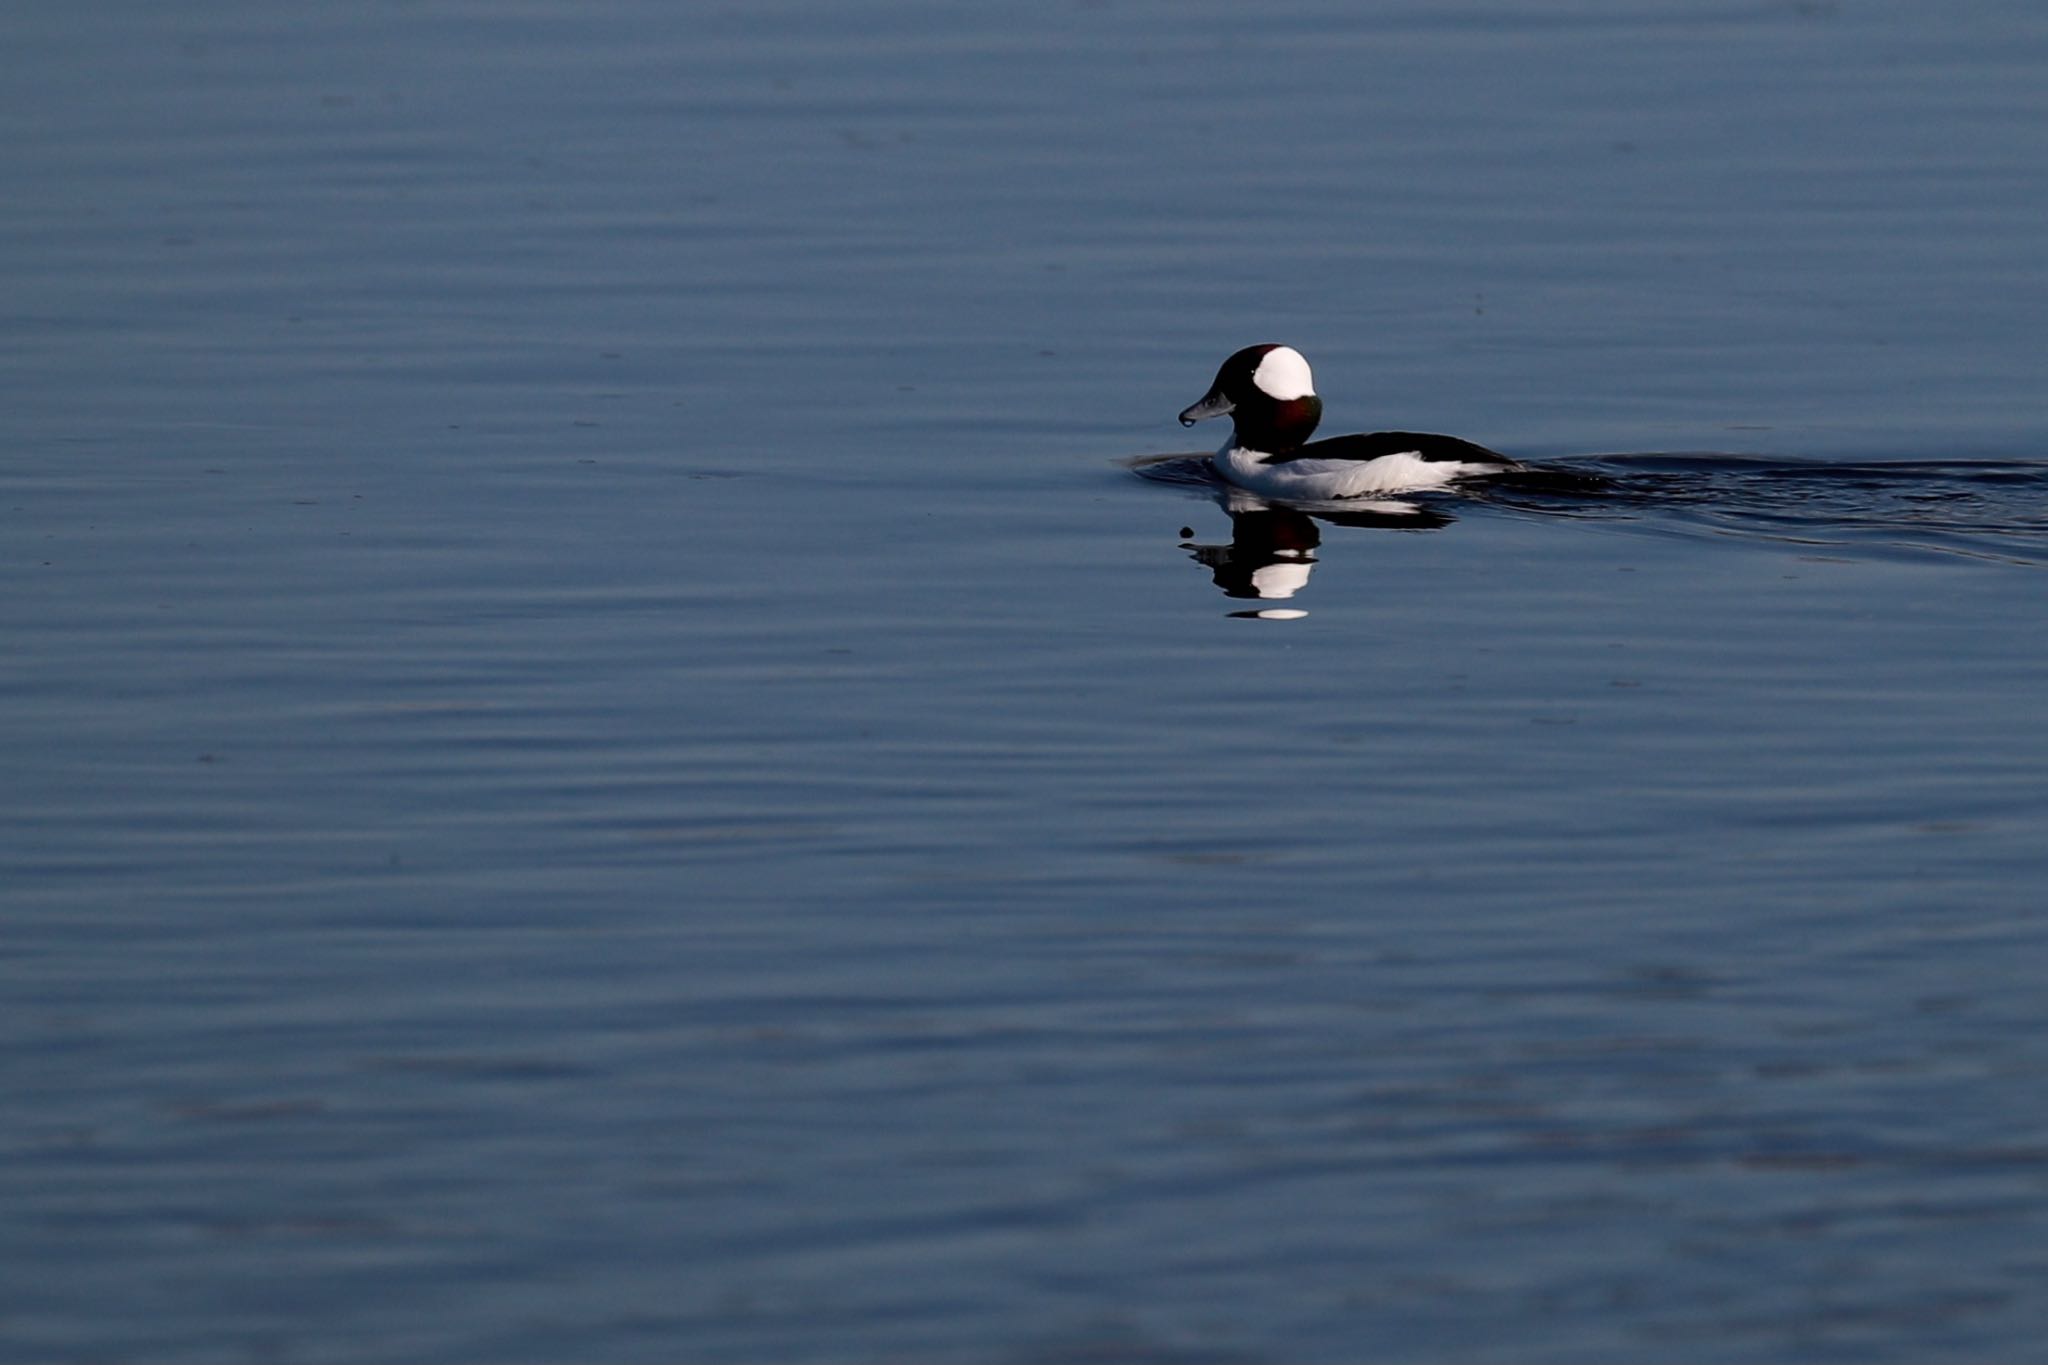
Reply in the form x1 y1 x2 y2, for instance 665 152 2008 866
1251 346 1315 401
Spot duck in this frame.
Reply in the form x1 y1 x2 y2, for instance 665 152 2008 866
1179 344 1520 500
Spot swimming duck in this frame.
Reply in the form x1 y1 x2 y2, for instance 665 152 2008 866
1180 344 1519 499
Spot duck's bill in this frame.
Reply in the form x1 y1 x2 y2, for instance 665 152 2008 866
1178 392 1233 426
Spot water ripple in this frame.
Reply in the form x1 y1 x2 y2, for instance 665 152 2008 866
1495 454 2048 567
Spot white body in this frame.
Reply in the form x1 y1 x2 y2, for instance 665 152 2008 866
1213 442 1493 499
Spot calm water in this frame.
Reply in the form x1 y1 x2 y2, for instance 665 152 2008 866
7 0 2048 1360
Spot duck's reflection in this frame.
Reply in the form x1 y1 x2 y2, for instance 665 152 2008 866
1183 503 1318 601
1178 488 1453 615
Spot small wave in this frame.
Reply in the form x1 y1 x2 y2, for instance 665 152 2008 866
1480 454 2048 566
1125 453 1219 488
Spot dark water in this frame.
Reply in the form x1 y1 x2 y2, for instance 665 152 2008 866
7 1 2048 1360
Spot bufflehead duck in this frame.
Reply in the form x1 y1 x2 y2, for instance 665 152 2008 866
1179 344 1519 499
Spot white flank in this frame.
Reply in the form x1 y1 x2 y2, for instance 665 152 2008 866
1250 346 1315 401
1214 445 1483 499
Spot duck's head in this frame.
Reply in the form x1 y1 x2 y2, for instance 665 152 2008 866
1178 344 1323 452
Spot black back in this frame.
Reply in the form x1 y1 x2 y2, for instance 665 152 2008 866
1260 430 1515 467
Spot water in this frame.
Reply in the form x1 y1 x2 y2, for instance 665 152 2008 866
6 0 2048 1359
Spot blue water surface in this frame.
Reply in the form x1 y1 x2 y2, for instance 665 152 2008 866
5 0 2048 1360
